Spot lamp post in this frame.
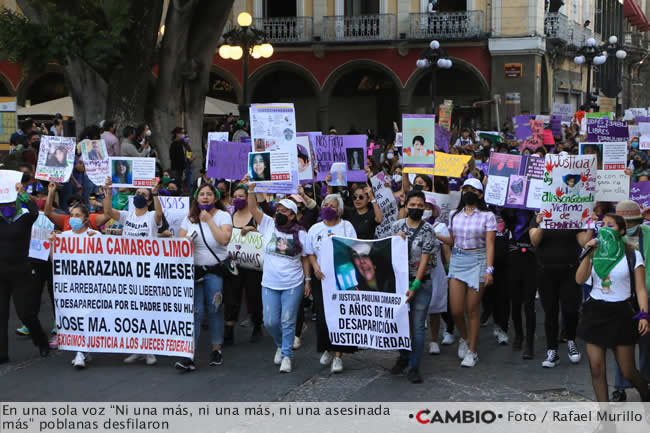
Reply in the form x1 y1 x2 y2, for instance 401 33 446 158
218 12 274 122
415 40 452 116
573 35 627 110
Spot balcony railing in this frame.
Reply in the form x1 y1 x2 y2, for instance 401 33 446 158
321 14 396 42
253 17 313 43
544 12 571 44
409 11 484 40
624 32 646 49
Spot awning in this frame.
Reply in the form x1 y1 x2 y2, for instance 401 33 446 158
625 0 650 31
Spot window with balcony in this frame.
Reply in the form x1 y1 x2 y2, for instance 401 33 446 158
409 0 483 40
323 0 395 42
344 0 379 16
255 0 312 43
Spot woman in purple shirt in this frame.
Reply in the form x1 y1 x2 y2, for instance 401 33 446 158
447 178 496 368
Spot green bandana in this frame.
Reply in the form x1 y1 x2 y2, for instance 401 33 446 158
113 191 131 211
593 226 626 288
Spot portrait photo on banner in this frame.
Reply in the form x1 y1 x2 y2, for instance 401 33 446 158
332 237 396 293
111 159 133 185
249 152 271 182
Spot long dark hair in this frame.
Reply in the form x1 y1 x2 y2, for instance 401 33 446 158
274 208 305 255
450 186 489 226
604 213 627 236
413 174 433 192
189 183 225 223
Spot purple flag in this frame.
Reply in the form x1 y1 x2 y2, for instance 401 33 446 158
206 141 250 179
586 118 629 142
631 182 650 209
513 115 533 141
435 125 451 153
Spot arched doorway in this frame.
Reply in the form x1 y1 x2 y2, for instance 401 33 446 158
207 68 241 105
22 72 68 106
323 61 400 139
250 62 319 131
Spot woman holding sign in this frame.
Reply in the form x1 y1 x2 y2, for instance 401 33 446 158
447 178 496 368
242 175 311 374
576 214 650 402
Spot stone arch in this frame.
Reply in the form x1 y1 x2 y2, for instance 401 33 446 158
0 72 16 96
249 60 321 99
16 64 67 106
208 65 242 104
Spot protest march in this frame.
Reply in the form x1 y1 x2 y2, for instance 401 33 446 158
3 95 650 407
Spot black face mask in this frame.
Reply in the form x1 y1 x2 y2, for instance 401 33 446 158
413 184 424 192
275 213 289 226
463 192 479 206
408 208 424 221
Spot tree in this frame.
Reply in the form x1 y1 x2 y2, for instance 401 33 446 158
0 0 234 172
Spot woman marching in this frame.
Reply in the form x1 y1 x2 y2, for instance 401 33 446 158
242 175 311 373
576 213 650 402
447 178 496 368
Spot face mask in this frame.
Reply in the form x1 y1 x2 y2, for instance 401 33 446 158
408 208 424 221
463 191 479 205
162 176 171 185
133 194 148 209
233 198 247 211
423 210 433 220
387 152 394 160
626 224 640 236
1 206 17 219
168 189 179 196
146 130 152 137
183 137 190 145
275 213 289 226
69 217 84 231
632 141 639 149
320 206 338 221
393 174 402 183
198 204 215 211
413 184 424 192
179 134 185 139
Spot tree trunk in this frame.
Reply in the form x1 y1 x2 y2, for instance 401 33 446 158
63 57 107 133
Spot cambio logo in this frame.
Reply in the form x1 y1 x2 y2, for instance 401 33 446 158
409 409 500 424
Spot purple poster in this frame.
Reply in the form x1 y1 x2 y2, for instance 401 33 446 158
550 115 563 137
630 182 650 209
636 116 650 123
513 115 534 141
206 141 250 180
586 118 629 142
476 162 489 175
435 124 451 153
314 135 367 182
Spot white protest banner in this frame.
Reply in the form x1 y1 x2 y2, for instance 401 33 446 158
424 191 461 225
250 103 299 194
52 234 195 358
227 228 264 271
630 125 640 138
641 136 650 150
370 173 398 238
0 169 23 202
79 139 110 186
631 107 648 118
539 154 596 230
320 236 411 350
552 103 575 122
579 142 629 202
28 212 55 261
128 195 189 236
109 157 156 188
207 131 228 144
35 136 76 183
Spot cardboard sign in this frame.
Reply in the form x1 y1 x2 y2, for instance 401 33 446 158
431 153 471 178
0 169 23 203
314 135 367 182
206 140 249 180
579 142 629 202
585 118 629 142
35 136 76 183
485 153 545 210
403 114 436 174
109 157 156 188
227 228 264 271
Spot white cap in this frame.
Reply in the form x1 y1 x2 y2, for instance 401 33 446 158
350 242 372 256
278 198 298 215
99 120 105 129
461 178 483 192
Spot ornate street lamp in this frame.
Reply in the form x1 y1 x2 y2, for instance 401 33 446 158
573 35 627 110
415 40 452 115
219 12 274 121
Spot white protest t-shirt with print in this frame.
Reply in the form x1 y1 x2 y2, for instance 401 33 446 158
118 209 161 237
258 214 308 290
180 210 232 266
590 250 644 302
431 222 449 290
306 220 357 263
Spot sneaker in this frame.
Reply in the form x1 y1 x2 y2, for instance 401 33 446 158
428 342 440 355
542 350 560 368
390 358 409 375
567 340 582 364
279 357 292 373
611 389 627 402
460 350 478 367
273 348 282 365
175 358 196 372
123 354 143 364
331 357 343 373
48 335 58 349
145 354 157 366
407 368 423 384
441 331 456 345
457 338 468 360
495 327 509 345
293 336 302 350
72 352 86 369
15 326 29 337
209 350 223 366
239 318 251 327
319 350 333 366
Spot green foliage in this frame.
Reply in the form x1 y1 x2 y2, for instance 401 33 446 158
0 0 134 77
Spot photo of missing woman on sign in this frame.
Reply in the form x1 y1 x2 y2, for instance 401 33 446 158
333 237 395 293
111 159 133 185
249 152 271 181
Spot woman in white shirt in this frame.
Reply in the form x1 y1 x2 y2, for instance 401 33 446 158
576 213 650 402
175 183 232 372
242 175 311 374
307 194 357 374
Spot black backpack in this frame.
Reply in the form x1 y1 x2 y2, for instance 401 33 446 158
625 246 641 313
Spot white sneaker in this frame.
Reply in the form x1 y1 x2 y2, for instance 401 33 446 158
567 340 582 364
331 357 343 373
441 331 456 345
123 354 142 364
274 348 282 365
428 342 441 355
457 338 468 360
72 352 86 369
293 336 302 350
495 327 509 345
320 350 333 365
145 354 157 366
460 350 478 367
542 350 560 368
279 357 292 373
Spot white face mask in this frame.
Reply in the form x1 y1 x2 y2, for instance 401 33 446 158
423 210 433 220
393 174 402 183
146 130 152 137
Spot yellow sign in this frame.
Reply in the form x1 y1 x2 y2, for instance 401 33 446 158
0 96 17 152
432 152 472 177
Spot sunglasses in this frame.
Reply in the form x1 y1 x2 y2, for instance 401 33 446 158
353 195 366 200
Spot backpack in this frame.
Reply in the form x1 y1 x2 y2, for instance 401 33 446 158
625 246 640 313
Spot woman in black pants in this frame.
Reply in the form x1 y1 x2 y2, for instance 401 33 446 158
0 183 49 363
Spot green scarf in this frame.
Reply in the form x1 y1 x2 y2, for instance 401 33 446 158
113 191 131 211
593 227 626 288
